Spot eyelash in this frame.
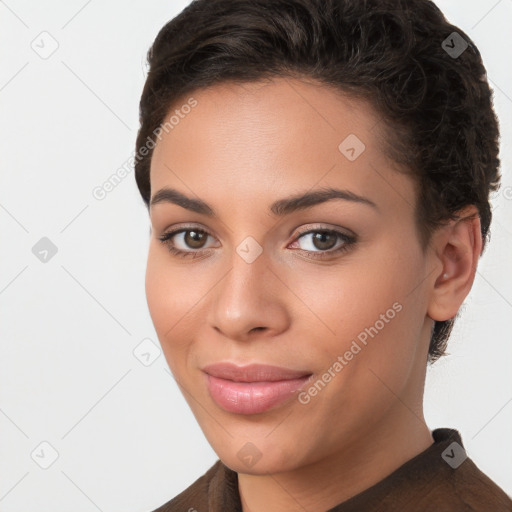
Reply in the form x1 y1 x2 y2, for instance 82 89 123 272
157 224 357 261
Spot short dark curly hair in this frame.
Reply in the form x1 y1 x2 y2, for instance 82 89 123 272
134 0 501 363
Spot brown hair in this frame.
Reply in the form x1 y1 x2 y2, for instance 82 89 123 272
134 0 501 363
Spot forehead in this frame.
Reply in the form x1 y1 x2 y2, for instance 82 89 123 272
149 77 413 218
151 77 383 167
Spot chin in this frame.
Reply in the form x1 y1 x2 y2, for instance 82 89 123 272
211 437 304 476
222 453 295 476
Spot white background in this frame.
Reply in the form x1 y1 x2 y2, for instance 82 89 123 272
0 1 511 511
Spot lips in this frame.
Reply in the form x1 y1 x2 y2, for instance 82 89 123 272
202 362 313 414
202 362 312 382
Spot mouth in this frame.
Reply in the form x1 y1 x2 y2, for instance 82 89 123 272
202 362 314 414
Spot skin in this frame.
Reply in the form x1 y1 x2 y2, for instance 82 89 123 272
145 77 482 512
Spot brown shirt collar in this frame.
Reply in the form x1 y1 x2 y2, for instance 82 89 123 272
153 428 512 511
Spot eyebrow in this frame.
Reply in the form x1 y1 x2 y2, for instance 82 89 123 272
150 186 378 216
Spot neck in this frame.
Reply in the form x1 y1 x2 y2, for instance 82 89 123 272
237 407 433 512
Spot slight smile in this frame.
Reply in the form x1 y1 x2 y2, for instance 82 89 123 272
202 363 314 414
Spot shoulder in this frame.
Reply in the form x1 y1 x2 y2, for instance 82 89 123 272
149 459 225 512
335 428 512 512
399 428 512 512
436 455 512 511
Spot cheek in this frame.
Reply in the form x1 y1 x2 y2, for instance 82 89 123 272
313 242 425 369
145 246 171 332
316 264 408 336
144 245 198 359
298 264 424 429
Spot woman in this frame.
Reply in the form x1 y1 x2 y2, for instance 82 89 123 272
134 0 512 510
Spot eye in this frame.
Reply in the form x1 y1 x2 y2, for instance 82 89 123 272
289 227 356 259
158 224 357 260
158 226 218 259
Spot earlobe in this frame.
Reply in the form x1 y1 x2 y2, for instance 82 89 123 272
427 206 482 322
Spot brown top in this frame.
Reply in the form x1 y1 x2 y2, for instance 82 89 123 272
151 428 512 511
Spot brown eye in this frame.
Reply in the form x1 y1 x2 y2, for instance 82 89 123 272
158 225 356 261
290 228 357 260
183 230 208 249
158 227 217 258
310 231 338 251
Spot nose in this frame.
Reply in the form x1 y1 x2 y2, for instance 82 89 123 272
208 244 290 342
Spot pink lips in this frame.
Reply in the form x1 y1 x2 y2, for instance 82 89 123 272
202 362 313 414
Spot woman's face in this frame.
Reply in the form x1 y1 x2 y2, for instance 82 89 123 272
145 77 437 474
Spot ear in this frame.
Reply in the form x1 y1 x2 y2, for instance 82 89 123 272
427 206 483 322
